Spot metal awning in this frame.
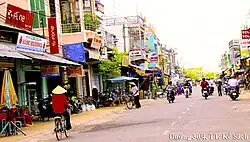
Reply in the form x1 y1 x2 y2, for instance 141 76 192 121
19 51 80 65
0 42 31 60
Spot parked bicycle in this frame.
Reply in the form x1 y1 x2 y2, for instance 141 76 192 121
123 95 135 110
54 115 69 141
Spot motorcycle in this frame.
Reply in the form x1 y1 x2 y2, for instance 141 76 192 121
166 89 175 103
202 88 209 99
184 86 190 98
229 87 240 100
37 97 55 121
208 86 214 95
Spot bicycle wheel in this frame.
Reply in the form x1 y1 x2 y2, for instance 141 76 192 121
125 97 133 110
55 120 62 141
63 119 68 137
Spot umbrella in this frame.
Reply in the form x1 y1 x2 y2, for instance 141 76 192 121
0 70 18 108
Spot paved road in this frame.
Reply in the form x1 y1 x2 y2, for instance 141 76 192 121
43 87 250 142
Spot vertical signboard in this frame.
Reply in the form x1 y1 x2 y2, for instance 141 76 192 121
5 4 34 31
242 29 250 39
240 39 250 59
48 17 59 54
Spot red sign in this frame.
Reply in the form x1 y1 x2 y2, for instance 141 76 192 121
241 29 250 39
48 18 59 54
5 4 34 31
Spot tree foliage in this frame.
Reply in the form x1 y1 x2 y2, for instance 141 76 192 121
84 13 100 29
98 48 126 79
181 67 219 81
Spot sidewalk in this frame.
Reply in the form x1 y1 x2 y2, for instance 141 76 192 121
0 99 154 142
239 90 250 100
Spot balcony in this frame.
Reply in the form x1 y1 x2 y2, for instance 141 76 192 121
85 23 99 32
61 12 81 33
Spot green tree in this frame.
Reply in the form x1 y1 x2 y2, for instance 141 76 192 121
84 13 100 30
182 68 204 81
98 48 126 79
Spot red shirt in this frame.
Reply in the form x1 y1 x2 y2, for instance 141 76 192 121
200 81 209 88
52 94 71 114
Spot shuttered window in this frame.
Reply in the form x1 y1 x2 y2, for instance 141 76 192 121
30 0 47 28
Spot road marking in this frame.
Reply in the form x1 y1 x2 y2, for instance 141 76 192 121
163 130 169 135
178 116 182 119
171 122 176 126
183 111 186 114
187 108 190 110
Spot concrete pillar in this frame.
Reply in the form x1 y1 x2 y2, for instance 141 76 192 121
41 77 48 98
76 76 83 98
16 60 26 106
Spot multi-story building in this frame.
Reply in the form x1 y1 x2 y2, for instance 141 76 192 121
0 0 105 105
103 15 147 66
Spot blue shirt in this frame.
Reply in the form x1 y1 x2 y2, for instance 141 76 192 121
184 82 191 87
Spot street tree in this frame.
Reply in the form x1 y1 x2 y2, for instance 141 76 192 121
98 48 126 79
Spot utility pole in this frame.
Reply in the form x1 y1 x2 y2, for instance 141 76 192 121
123 24 126 52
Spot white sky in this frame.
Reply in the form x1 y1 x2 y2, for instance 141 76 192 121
103 0 250 72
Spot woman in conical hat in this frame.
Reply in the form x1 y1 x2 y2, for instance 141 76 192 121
51 85 72 130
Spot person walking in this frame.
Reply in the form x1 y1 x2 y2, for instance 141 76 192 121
131 82 141 108
177 83 183 95
217 79 222 96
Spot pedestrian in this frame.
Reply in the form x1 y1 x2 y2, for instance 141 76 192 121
217 79 222 96
131 82 141 108
177 83 182 95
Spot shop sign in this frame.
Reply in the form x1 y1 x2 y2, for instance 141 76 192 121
48 17 59 54
62 42 85 63
150 52 158 62
85 31 103 50
5 4 34 31
241 29 250 39
41 65 60 77
0 62 14 68
67 65 84 77
240 39 250 59
16 33 46 53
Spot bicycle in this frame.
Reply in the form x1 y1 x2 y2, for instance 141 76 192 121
54 115 68 141
124 95 135 110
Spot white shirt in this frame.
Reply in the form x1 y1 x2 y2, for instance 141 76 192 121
228 78 238 87
208 80 214 87
132 86 139 96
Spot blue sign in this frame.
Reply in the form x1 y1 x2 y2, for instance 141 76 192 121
62 42 85 63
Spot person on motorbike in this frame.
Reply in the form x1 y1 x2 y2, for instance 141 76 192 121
200 78 209 94
52 85 72 130
228 75 239 93
207 78 215 94
184 80 192 94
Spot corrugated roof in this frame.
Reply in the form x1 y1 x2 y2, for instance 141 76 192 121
19 51 80 65
0 42 31 60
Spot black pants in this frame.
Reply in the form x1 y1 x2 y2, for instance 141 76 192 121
218 86 222 96
134 95 141 108
56 111 71 130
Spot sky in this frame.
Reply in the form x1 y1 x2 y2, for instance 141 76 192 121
103 0 250 72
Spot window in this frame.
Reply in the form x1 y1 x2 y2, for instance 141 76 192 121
30 0 47 28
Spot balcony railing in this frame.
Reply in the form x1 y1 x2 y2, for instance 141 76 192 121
85 23 99 32
61 12 81 33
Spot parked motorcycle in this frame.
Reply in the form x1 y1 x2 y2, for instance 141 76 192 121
37 97 54 121
202 88 209 99
229 87 240 100
184 86 190 98
166 89 175 103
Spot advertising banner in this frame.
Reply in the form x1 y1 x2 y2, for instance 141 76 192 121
240 39 250 59
5 4 34 31
62 42 85 62
41 65 60 77
16 33 46 53
67 65 84 77
48 17 59 54
150 51 158 62
84 31 103 50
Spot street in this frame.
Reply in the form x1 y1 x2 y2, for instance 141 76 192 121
23 87 246 142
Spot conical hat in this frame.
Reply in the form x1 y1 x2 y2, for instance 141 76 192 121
52 85 67 94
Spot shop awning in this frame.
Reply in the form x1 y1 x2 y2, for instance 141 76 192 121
107 76 138 83
19 51 80 65
129 64 152 76
0 42 31 60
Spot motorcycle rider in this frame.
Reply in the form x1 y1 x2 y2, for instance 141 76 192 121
228 75 239 93
207 78 215 94
184 80 192 94
200 78 209 94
